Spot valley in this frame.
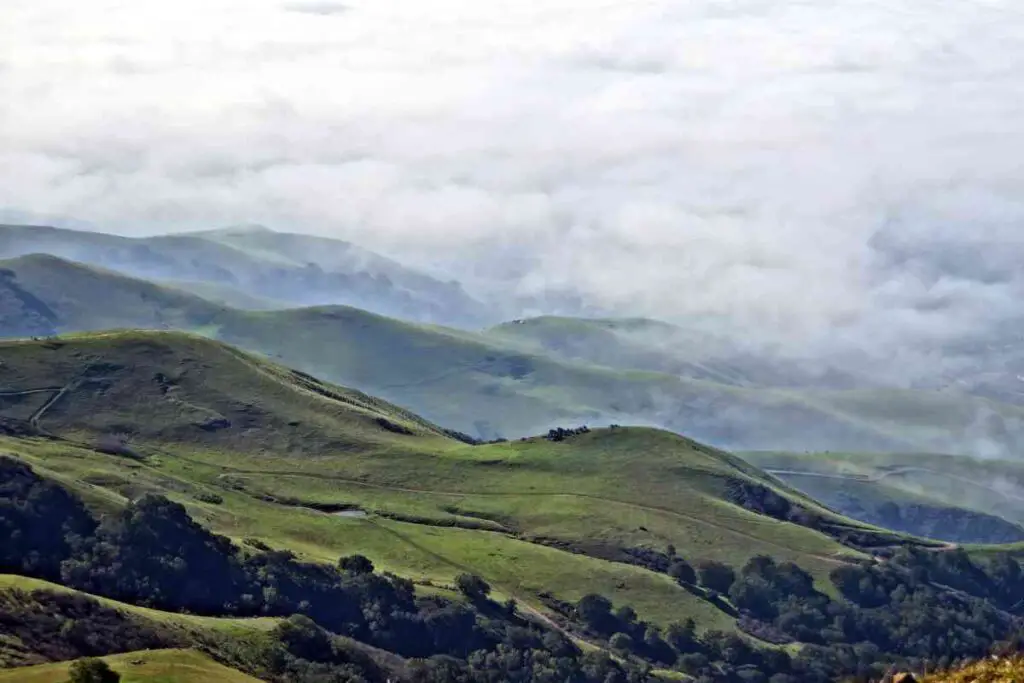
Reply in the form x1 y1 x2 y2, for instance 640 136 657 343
4 226 1024 682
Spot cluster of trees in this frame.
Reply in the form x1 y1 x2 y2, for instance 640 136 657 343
572 592 794 681
68 659 121 683
0 457 97 579
545 426 591 442
565 548 1024 682
0 457 648 683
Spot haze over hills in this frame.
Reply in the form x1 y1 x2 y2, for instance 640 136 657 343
745 450 1024 544
7 0 1024 677
8 221 1024 420
5 251 1024 455
0 224 486 326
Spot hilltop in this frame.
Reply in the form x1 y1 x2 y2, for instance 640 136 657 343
0 330 453 453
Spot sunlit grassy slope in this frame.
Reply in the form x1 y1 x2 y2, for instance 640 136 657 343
0 331 886 629
921 655 1024 682
0 649 262 683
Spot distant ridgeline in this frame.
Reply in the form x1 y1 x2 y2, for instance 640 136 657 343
4 226 1024 455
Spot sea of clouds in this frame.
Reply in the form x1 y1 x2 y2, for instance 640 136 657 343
3 0 1024 355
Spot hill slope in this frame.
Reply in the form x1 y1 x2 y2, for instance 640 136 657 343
744 450 1024 543
0 331 903 631
0 649 263 683
0 254 227 337
7 333 1024 683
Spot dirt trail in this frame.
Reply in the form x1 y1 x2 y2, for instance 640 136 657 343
0 387 63 397
29 383 76 430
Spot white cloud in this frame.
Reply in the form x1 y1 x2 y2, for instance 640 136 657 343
3 0 1024 350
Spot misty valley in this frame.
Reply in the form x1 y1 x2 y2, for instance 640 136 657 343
1 223 1024 683
5 0 1024 678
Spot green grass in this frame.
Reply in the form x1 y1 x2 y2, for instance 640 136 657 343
0 331 894 630
0 649 262 683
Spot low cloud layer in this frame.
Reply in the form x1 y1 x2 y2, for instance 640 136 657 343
3 0 1024 355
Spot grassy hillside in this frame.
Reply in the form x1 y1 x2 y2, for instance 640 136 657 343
7 332 1024 683
0 331 904 632
0 649 262 683
743 450 1024 544
921 655 1024 682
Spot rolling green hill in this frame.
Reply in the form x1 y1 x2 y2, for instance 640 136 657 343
6 253 1024 455
0 331 902 631
6 331 1024 683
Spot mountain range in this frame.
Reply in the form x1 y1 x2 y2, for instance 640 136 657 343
0 223 486 326
2 227 1024 460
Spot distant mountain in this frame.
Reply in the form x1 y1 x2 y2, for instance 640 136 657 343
0 224 487 326
485 316 866 390
746 450 1024 540
0 253 232 338
3 253 1024 455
